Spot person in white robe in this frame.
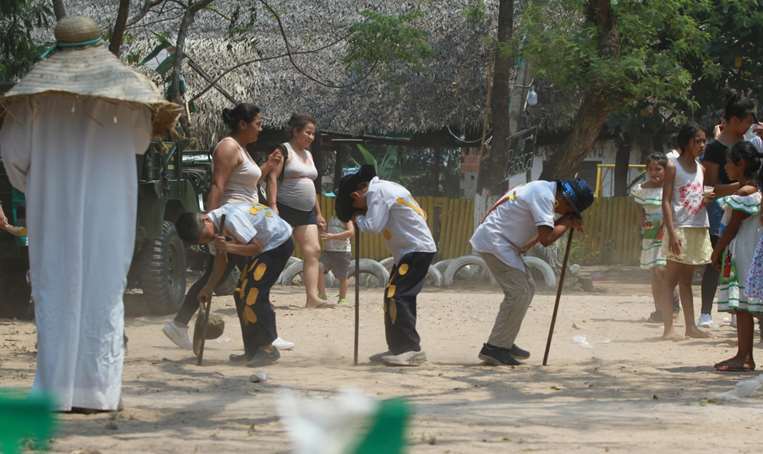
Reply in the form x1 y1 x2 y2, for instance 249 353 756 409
0 16 180 411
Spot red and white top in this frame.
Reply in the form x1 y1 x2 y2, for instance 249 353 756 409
669 155 708 228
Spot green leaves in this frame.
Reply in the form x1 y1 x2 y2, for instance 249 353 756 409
344 10 432 73
0 0 53 83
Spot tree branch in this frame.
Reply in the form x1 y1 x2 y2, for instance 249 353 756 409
109 0 131 57
52 0 66 20
188 31 353 103
257 0 376 89
127 0 165 27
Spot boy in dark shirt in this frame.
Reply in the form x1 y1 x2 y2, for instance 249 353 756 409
699 94 756 328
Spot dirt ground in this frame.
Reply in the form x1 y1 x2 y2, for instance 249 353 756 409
2 280 763 453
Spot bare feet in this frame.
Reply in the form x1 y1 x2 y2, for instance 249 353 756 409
305 297 334 309
685 327 711 338
661 331 683 341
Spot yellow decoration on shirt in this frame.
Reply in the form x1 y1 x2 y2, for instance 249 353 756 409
243 305 258 324
246 287 259 306
254 263 268 281
249 203 272 216
383 229 392 240
398 263 409 276
396 197 427 220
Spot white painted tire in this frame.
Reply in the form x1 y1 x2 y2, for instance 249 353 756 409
348 258 390 288
278 261 304 286
433 259 451 274
523 256 557 289
426 266 444 287
379 257 395 273
443 255 489 287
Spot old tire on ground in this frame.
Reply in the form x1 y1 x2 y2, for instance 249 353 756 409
523 256 556 289
214 266 241 296
443 255 489 287
279 260 304 286
426 266 443 288
379 257 395 272
432 259 451 274
349 258 390 288
138 221 187 315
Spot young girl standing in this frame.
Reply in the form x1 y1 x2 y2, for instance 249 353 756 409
713 142 763 371
631 153 679 322
659 123 712 339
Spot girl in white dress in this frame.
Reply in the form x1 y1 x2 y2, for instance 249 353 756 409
711 142 762 372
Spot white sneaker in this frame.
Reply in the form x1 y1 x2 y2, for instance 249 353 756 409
381 350 427 366
698 313 713 328
162 321 193 350
272 337 295 350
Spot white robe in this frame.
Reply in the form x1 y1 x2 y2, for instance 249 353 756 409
0 95 151 410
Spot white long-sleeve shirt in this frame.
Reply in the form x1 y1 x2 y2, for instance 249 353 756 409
354 177 436 264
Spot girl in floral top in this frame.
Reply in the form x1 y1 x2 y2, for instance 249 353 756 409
713 142 763 371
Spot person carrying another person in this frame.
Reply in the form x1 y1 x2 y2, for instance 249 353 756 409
470 178 593 366
335 165 437 366
318 215 355 305
175 202 294 366
268 113 330 308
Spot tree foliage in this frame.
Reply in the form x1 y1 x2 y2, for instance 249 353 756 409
0 0 53 84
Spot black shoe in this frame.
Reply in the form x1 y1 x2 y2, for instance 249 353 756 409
509 344 530 360
478 343 521 366
229 353 252 364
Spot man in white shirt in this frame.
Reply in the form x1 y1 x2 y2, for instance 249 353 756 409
175 203 293 367
336 166 437 367
470 178 594 366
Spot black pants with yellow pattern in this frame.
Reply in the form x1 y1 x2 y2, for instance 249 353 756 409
384 252 435 355
234 238 294 356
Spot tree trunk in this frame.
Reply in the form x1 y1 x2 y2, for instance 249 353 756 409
613 133 630 196
541 92 612 180
52 0 66 20
540 0 619 180
109 0 131 57
477 0 514 195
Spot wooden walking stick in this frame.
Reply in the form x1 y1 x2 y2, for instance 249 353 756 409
353 223 360 365
196 214 227 366
542 228 574 366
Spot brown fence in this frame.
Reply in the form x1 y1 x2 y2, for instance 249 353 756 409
573 196 642 265
298 196 475 260
300 195 640 264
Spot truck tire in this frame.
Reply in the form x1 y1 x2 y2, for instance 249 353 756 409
139 221 187 315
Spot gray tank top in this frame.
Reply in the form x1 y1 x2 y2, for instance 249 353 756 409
277 142 318 211
215 137 261 205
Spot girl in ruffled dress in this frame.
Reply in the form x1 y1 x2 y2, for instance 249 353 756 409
631 153 680 322
712 141 762 372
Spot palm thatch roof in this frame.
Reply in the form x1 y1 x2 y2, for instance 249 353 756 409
60 0 495 144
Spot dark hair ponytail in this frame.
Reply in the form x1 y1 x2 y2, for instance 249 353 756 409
727 141 763 183
675 122 703 153
287 113 317 138
221 103 260 133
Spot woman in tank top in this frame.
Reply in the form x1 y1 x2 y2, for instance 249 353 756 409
657 123 712 340
162 103 295 353
268 113 331 308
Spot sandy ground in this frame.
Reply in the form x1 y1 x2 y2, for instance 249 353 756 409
2 281 763 453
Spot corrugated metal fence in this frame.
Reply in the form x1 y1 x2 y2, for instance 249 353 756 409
312 196 474 260
575 196 642 265
306 195 641 264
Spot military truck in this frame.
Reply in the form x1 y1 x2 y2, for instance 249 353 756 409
0 140 211 317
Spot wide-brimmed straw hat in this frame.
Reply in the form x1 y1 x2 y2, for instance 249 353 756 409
0 16 182 136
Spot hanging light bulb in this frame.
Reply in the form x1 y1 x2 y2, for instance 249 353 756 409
526 87 538 106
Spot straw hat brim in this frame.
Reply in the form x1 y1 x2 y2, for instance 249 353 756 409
0 45 182 136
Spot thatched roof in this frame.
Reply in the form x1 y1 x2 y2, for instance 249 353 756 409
60 0 495 143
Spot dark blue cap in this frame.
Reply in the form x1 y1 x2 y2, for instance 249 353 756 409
558 178 594 213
